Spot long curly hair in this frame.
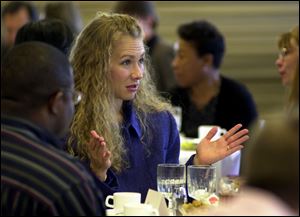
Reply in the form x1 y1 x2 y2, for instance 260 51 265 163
68 12 172 173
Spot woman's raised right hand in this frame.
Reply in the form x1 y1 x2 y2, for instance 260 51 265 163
87 130 112 182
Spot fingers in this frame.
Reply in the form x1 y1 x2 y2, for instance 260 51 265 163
226 129 249 143
90 130 105 142
103 150 111 159
91 130 100 139
228 135 249 149
95 140 108 155
223 124 243 140
205 127 218 141
89 130 108 154
226 145 244 155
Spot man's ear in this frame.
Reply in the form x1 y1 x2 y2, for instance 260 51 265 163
202 53 214 67
48 91 64 115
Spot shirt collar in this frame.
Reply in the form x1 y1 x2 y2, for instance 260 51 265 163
122 101 142 138
1 115 63 149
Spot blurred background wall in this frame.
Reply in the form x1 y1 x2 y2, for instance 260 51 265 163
2 1 299 119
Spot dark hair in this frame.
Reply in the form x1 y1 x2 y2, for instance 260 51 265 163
113 1 158 29
178 20 225 69
1 1 38 21
1 41 72 108
15 19 74 55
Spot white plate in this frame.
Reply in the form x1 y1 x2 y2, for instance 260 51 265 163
106 209 123 216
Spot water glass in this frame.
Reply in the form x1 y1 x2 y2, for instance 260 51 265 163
187 165 216 201
157 164 186 215
218 176 243 197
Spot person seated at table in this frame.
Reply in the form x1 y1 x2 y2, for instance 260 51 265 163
67 12 250 202
275 25 298 87
208 112 299 215
166 20 258 138
1 42 106 215
275 25 299 120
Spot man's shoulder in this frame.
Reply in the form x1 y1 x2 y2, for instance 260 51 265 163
1 127 94 187
1 128 102 216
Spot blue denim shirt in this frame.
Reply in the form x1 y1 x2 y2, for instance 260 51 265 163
100 101 186 202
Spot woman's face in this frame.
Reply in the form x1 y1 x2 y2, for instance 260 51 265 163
110 35 145 101
172 39 209 88
275 38 299 86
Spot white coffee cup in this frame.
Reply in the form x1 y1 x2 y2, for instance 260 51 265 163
124 203 159 216
198 125 227 141
105 192 141 212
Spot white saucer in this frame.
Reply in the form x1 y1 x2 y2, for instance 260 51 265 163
106 209 124 216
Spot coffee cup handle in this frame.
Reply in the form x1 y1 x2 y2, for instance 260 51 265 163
220 129 227 136
105 195 114 209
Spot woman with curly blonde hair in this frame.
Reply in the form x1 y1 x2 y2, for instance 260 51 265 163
68 12 249 201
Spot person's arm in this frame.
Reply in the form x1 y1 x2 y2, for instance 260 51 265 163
82 130 121 200
92 168 119 199
81 158 119 200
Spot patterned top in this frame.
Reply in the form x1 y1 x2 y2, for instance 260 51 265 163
1 115 106 216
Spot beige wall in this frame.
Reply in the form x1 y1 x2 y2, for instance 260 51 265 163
2 1 299 118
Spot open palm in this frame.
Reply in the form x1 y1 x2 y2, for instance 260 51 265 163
194 124 249 165
87 130 112 181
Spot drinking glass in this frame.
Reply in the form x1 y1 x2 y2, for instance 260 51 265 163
218 175 243 199
187 165 216 201
157 164 186 215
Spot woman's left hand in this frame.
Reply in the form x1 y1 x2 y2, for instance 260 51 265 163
193 124 249 165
